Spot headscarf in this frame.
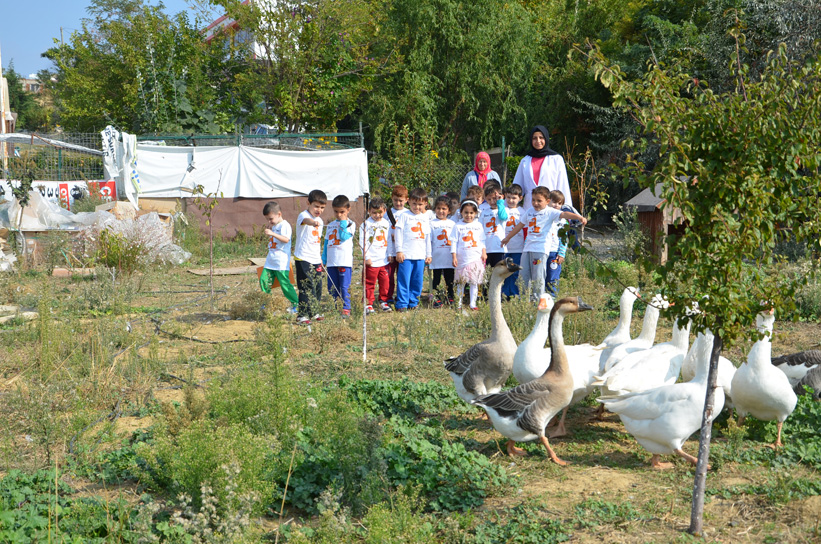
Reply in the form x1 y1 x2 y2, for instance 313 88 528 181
473 151 492 187
527 125 560 158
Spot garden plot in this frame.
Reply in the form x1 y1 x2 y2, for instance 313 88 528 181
0 236 819 543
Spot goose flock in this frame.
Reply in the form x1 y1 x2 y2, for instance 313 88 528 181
444 261 817 467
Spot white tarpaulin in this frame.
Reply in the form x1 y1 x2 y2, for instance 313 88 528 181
105 128 370 205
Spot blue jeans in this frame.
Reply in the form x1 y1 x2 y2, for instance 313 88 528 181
396 259 425 309
326 266 352 310
545 251 562 297
502 252 522 298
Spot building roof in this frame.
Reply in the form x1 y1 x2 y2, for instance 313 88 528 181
625 183 666 212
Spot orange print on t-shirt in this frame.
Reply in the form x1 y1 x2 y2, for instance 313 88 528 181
436 229 451 246
410 222 426 239
485 216 496 231
462 230 478 248
268 236 277 250
528 216 541 234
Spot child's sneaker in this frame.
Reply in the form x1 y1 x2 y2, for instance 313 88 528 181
313 314 325 322
380 302 392 312
470 306 480 311
341 309 351 318
365 305 375 315
297 316 311 325
432 299 444 308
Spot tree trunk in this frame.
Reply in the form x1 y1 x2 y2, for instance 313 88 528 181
689 331 723 536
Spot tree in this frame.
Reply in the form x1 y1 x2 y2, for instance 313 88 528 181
44 2 235 133
363 0 537 152
2 63 49 131
213 0 391 132
578 25 821 534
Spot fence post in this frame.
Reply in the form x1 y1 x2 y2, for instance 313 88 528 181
359 122 364 149
58 148 63 181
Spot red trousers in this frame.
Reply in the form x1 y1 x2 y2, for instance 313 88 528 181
365 264 390 305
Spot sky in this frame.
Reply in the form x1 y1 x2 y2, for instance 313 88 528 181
2 1 218 78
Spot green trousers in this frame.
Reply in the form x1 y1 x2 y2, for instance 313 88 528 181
259 268 298 306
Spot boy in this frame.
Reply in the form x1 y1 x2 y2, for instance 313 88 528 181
478 180 502 214
501 186 586 300
360 196 393 313
323 195 356 317
429 195 456 307
294 189 327 324
260 201 298 313
545 190 576 297
394 187 432 311
479 184 509 268
386 185 409 307
502 183 525 298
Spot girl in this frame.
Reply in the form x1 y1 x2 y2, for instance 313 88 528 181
450 200 487 310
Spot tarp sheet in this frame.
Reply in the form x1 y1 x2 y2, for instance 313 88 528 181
112 138 369 206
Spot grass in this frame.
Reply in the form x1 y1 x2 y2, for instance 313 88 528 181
1 226 821 542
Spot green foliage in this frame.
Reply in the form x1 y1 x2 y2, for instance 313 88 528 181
611 207 651 263
94 228 144 273
139 419 273 514
573 497 645 529
383 417 515 512
0 63 49 131
472 503 570 544
339 377 471 419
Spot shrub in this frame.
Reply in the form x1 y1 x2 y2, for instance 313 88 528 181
95 228 145 273
611 206 651 263
139 420 273 515
473 503 570 544
339 377 471 419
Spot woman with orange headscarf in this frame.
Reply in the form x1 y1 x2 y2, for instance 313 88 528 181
460 151 501 201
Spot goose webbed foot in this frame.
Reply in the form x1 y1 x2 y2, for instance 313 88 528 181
548 409 569 438
650 455 674 470
506 440 527 457
539 436 567 466
674 448 707 469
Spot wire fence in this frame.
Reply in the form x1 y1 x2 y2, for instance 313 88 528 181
137 132 364 150
4 133 104 182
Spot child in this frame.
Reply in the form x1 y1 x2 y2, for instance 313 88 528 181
323 195 356 316
386 184 409 307
429 195 456 307
294 189 327 325
451 200 487 310
454 185 484 223
360 196 393 313
260 201 298 313
501 186 586 300
445 191 460 221
478 180 502 214
545 190 573 297
501 184 525 298
394 187 432 311
479 184 509 268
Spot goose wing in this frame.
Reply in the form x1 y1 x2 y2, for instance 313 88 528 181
599 384 696 421
473 380 556 435
773 350 821 385
445 342 490 375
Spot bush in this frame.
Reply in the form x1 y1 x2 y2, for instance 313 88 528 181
611 206 651 263
340 377 471 420
139 420 273 514
95 228 145 273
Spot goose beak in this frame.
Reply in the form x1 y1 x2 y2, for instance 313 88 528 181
537 296 552 311
577 297 594 312
505 257 522 272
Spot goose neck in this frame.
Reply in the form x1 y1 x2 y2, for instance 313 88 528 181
488 272 509 340
638 306 660 342
547 310 568 376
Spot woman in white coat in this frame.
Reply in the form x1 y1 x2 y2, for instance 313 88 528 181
513 126 572 210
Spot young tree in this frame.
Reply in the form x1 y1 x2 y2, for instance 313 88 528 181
213 0 391 132
577 28 821 535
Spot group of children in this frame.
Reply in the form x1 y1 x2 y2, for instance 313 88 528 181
260 182 586 325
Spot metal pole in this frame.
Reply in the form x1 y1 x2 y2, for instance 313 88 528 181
0 44 7 176
58 148 63 181
362 192 369 363
359 121 364 149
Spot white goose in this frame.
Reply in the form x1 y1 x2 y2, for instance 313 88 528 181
681 343 737 409
593 317 691 397
512 294 555 384
596 286 640 351
444 258 522 403
471 296 594 464
599 331 725 469
731 310 797 447
602 294 666 372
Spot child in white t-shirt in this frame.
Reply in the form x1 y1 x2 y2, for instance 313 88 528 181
323 195 356 317
394 187 432 310
429 195 456 307
294 190 326 324
359 197 393 314
501 186 586 300
260 201 298 312
479 184 508 268
502 183 524 298
451 200 487 310
386 184 409 306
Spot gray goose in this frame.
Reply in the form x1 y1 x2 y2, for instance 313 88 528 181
772 350 821 388
444 258 521 403
471 296 594 465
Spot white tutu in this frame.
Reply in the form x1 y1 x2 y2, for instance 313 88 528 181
455 260 485 285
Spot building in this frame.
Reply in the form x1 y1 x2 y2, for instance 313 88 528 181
20 75 41 93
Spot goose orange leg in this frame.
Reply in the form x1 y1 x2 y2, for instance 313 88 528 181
650 455 674 470
539 436 567 466
506 440 527 457
548 407 569 438
774 421 784 448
